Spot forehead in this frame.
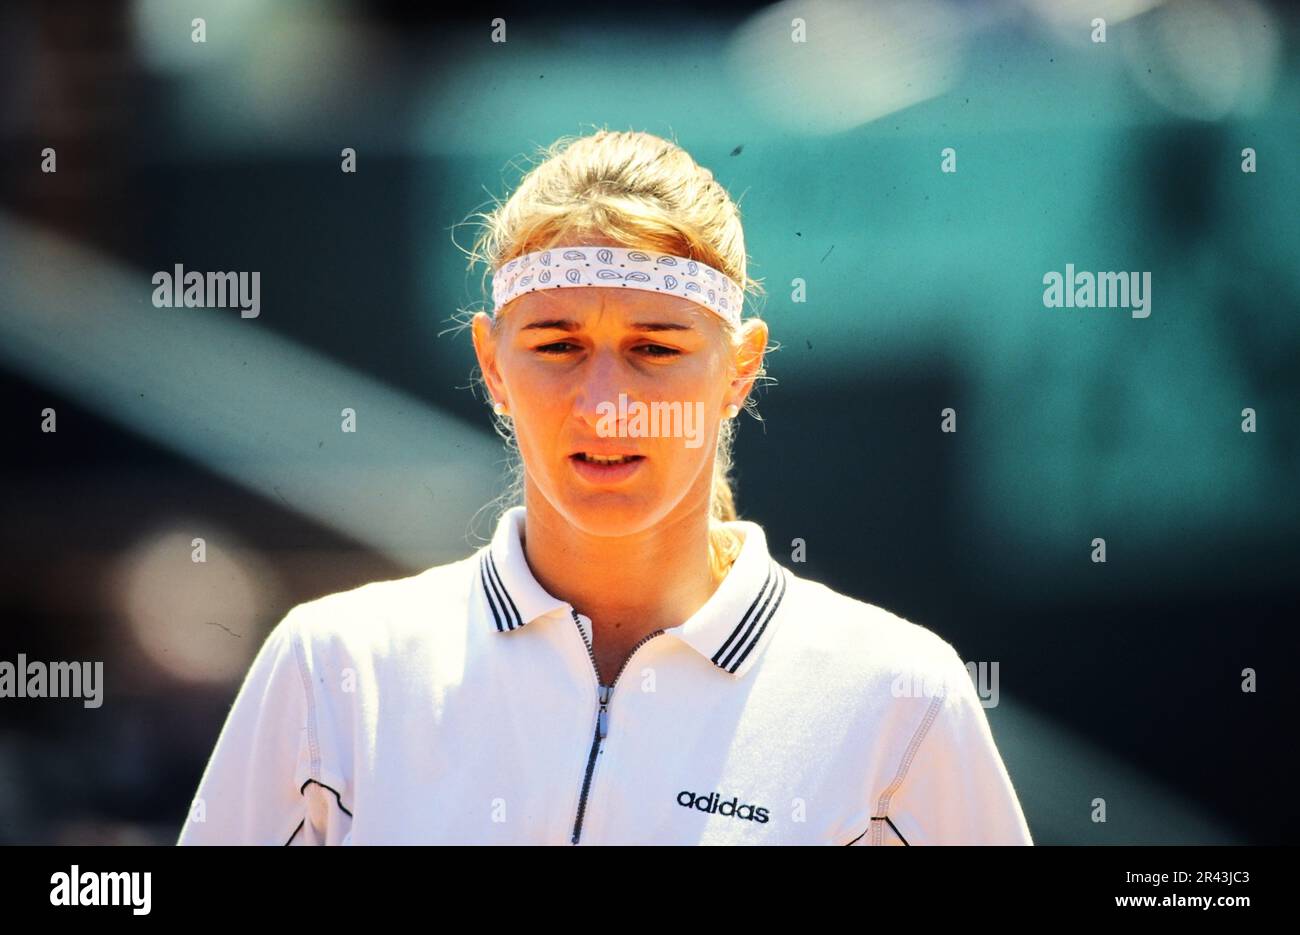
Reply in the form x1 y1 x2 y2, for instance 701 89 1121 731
506 286 716 332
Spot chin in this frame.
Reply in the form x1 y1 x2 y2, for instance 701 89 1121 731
553 490 667 537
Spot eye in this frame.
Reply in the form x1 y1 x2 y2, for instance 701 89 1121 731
636 344 681 358
535 341 577 355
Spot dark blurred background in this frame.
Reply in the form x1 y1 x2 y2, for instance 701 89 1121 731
1 0 1297 844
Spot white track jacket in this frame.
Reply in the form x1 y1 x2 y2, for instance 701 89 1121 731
178 506 1033 845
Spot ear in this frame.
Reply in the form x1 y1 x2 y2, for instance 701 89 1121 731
471 311 508 406
727 318 768 410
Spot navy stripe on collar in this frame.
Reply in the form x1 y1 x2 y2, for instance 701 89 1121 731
479 552 522 631
712 559 787 674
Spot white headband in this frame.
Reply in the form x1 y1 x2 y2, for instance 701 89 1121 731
491 246 744 327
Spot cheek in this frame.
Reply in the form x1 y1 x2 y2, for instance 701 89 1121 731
508 395 572 469
650 356 726 405
501 352 569 414
653 411 719 473
504 351 556 388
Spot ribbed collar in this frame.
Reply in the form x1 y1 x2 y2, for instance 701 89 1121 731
476 506 788 678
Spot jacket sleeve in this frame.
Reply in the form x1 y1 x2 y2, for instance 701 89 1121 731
176 607 345 845
870 647 1033 846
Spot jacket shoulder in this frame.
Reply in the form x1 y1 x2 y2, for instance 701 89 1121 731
282 553 480 658
782 569 962 659
777 569 967 691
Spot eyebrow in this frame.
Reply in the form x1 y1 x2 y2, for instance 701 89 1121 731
519 318 695 333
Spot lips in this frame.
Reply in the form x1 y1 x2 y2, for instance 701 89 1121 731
569 451 646 483
571 452 645 464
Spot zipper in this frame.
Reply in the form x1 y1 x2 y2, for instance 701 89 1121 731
569 606 667 845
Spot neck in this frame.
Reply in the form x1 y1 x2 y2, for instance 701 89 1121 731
519 489 728 650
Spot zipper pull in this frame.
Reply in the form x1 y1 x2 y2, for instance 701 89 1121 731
597 684 612 739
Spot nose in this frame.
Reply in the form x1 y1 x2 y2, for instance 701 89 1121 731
574 348 634 434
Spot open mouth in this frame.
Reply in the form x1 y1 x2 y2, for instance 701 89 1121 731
570 453 645 465
568 452 646 483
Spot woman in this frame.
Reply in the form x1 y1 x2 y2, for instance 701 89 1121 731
178 129 1032 845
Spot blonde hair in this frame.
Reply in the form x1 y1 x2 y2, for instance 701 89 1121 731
455 127 772 580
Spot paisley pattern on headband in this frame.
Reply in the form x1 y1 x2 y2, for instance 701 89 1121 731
492 246 744 326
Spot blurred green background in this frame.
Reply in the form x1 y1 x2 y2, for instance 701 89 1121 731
0 0 1296 844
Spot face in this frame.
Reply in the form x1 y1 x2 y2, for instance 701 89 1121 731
472 285 766 538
